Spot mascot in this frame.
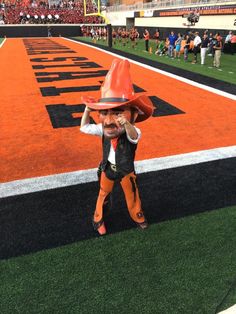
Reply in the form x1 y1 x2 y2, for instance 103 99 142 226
80 59 154 235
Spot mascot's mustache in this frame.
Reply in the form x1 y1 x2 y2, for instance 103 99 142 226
104 123 118 129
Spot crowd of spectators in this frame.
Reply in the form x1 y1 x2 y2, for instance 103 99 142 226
154 29 236 67
0 0 101 24
82 26 236 70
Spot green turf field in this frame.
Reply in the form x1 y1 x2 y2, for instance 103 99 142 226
75 37 236 85
1 206 236 314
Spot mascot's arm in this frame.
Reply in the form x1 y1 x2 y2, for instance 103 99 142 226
117 114 138 140
124 121 139 140
80 106 103 136
80 106 92 128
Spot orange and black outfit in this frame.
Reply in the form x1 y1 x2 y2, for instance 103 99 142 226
95 133 146 227
80 58 154 235
144 30 150 52
80 123 146 232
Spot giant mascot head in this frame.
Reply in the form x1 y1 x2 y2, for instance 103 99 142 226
82 59 154 139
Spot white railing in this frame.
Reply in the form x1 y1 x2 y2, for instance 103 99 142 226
106 0 235 12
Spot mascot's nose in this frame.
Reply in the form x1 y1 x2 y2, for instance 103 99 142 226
104 112 114 124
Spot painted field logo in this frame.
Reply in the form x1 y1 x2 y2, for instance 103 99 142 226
24 38 184 129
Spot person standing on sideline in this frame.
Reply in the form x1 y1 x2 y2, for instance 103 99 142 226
224 31 233 54
231 33 236 54
154 28 160 41
80 59 154 235
192 31 201 64
213 35 223 68
200 33 210 65
183 34 191 61
174 33 182 59
208 32 214 56
168 31 177 58
143 29 150 52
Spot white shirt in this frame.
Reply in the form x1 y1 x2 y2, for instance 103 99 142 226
194 35 202 47
225 33 232 43
80 123 141 165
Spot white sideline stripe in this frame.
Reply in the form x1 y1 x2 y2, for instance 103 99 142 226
63 37 236 101
1 145 236 198
0 37 6 48
218 304 236 314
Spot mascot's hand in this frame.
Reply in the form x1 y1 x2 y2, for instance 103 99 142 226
117 114 128 126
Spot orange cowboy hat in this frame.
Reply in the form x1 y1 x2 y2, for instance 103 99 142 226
81 59 154 122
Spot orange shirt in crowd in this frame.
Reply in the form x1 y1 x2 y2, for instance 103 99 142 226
231 35 236 43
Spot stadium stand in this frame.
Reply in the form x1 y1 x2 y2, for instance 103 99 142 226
106 0 235 12
0 0 235 42
0 0 100 24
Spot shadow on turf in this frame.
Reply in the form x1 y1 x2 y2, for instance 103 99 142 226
0 157 236 260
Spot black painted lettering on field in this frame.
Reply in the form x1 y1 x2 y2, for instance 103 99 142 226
27 47 73 51
150 96 185 117
40 85 102 96
40 83 143 97
46 95 184 129
133 84 146 93
23 39 76 55
27 50 76 55
27 46 75 50
46 104 95 128
22 38 184 124
23 38 71 49
45 97 185 128
30 57 88 62
32 62 102 70
35 70 108 83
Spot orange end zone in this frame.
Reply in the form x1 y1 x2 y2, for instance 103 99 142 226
1 38 236 182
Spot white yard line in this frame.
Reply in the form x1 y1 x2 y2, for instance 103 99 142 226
1 145 236 198
218 304 236 314
0 37 6 48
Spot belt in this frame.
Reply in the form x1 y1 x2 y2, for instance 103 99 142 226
110 163 117 172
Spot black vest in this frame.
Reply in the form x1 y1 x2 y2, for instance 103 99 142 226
101 133 137 175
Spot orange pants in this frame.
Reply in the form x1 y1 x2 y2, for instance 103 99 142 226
94 171 146 224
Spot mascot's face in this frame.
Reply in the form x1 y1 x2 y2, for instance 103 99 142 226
99 106 132 139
